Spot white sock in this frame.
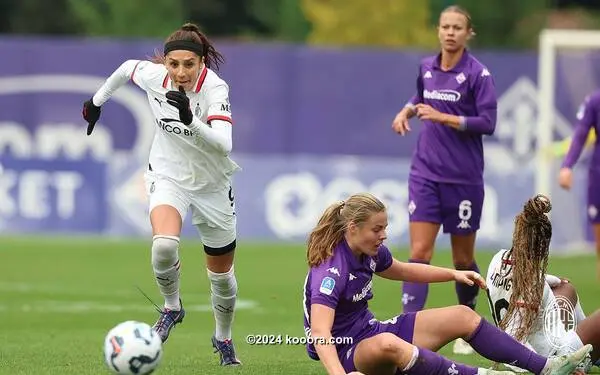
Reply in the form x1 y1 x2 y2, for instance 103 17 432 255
402 345 419 371
207 265 237 341
151 235 181 311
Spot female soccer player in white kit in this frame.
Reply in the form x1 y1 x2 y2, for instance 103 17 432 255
82 23 241 366
485 194 600 373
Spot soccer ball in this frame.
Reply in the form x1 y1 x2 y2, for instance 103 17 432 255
103 321 163 374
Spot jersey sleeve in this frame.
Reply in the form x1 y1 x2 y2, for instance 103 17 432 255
128 60 162 91
460 67 497 135
374 245 393 272
309 261 347 310
562 93 598 168
409 63 424 106
206 83 233 124
93 60 162 106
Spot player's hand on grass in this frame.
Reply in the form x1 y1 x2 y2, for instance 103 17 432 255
454 270 486 289
166 86 193 125
82 98 101 136
558 167 573 190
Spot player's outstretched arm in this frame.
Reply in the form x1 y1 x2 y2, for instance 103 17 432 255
310 304 347 375
83 60 142 135
92 60 142 107
377 259 485 288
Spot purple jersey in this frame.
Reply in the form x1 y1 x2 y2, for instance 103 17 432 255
408 50 497 185
562 90 600 175
302 239 393 359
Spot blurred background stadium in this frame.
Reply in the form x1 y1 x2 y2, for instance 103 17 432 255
2 0 600 374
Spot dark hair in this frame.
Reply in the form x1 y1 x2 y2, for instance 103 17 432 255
499 194 552 342
306 193 386 267
152 23 225 70
440 5 475 34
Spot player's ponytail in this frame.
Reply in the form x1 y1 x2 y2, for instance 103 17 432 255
307 201 346 267
152 22 225 71
306 193 386 267
500 194 552 342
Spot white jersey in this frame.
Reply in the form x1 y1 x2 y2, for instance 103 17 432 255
93 59 240 193
486 249 567 357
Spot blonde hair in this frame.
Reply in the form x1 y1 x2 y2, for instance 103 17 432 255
499 194 552 342
307 193 386 267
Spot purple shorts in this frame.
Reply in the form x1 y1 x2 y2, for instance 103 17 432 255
408 174 484 234
588 177 600 224
339 313 416 373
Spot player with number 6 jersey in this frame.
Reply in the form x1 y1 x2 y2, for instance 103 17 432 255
82 23 242 366
391 6 497 355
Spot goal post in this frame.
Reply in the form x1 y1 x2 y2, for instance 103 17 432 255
536 29 600 252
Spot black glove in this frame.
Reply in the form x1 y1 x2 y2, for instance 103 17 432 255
166 86 193 125
82 98 101 136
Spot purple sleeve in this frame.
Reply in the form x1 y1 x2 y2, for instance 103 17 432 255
374 245 393 272
459 69 497 135
405 63 424 107
406 93 419 107
310 263 346 309
562 95 596 168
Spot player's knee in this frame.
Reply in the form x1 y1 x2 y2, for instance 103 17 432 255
454 305 481 334
152 235 180 267
203 239 236 256
410 241 434 261
207 265 237 297
554 282 578 305
376 333 410 362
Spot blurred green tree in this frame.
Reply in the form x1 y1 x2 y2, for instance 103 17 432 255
9 0 83 35
301 0 438 49
68 0 183 38
248 0 311 41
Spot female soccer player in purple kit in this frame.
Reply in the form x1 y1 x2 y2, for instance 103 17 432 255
392 5 497 354
303 192 592 375
558 89 600 279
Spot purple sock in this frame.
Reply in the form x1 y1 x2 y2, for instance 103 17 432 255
401 259 429 312
455 262 480 309
402 347 478 375
467 319 547 374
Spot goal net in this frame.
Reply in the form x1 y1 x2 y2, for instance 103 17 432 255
536 29 600 253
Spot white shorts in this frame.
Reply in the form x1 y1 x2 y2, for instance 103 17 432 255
144 173 236 249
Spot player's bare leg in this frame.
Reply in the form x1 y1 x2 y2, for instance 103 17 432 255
550 279 587 326
150 205 185 343
205 243 241 366
402 222 439 312
451 232 479 354
352 332 514 375
411 306 593 375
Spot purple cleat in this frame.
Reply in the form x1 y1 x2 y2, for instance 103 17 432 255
152 302 185 343
211 335 241 366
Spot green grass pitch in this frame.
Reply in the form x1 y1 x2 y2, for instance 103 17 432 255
1 236 599 374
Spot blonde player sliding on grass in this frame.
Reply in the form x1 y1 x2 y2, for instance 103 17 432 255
302 192 591 375
82 23 241 366
486 194 600 373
